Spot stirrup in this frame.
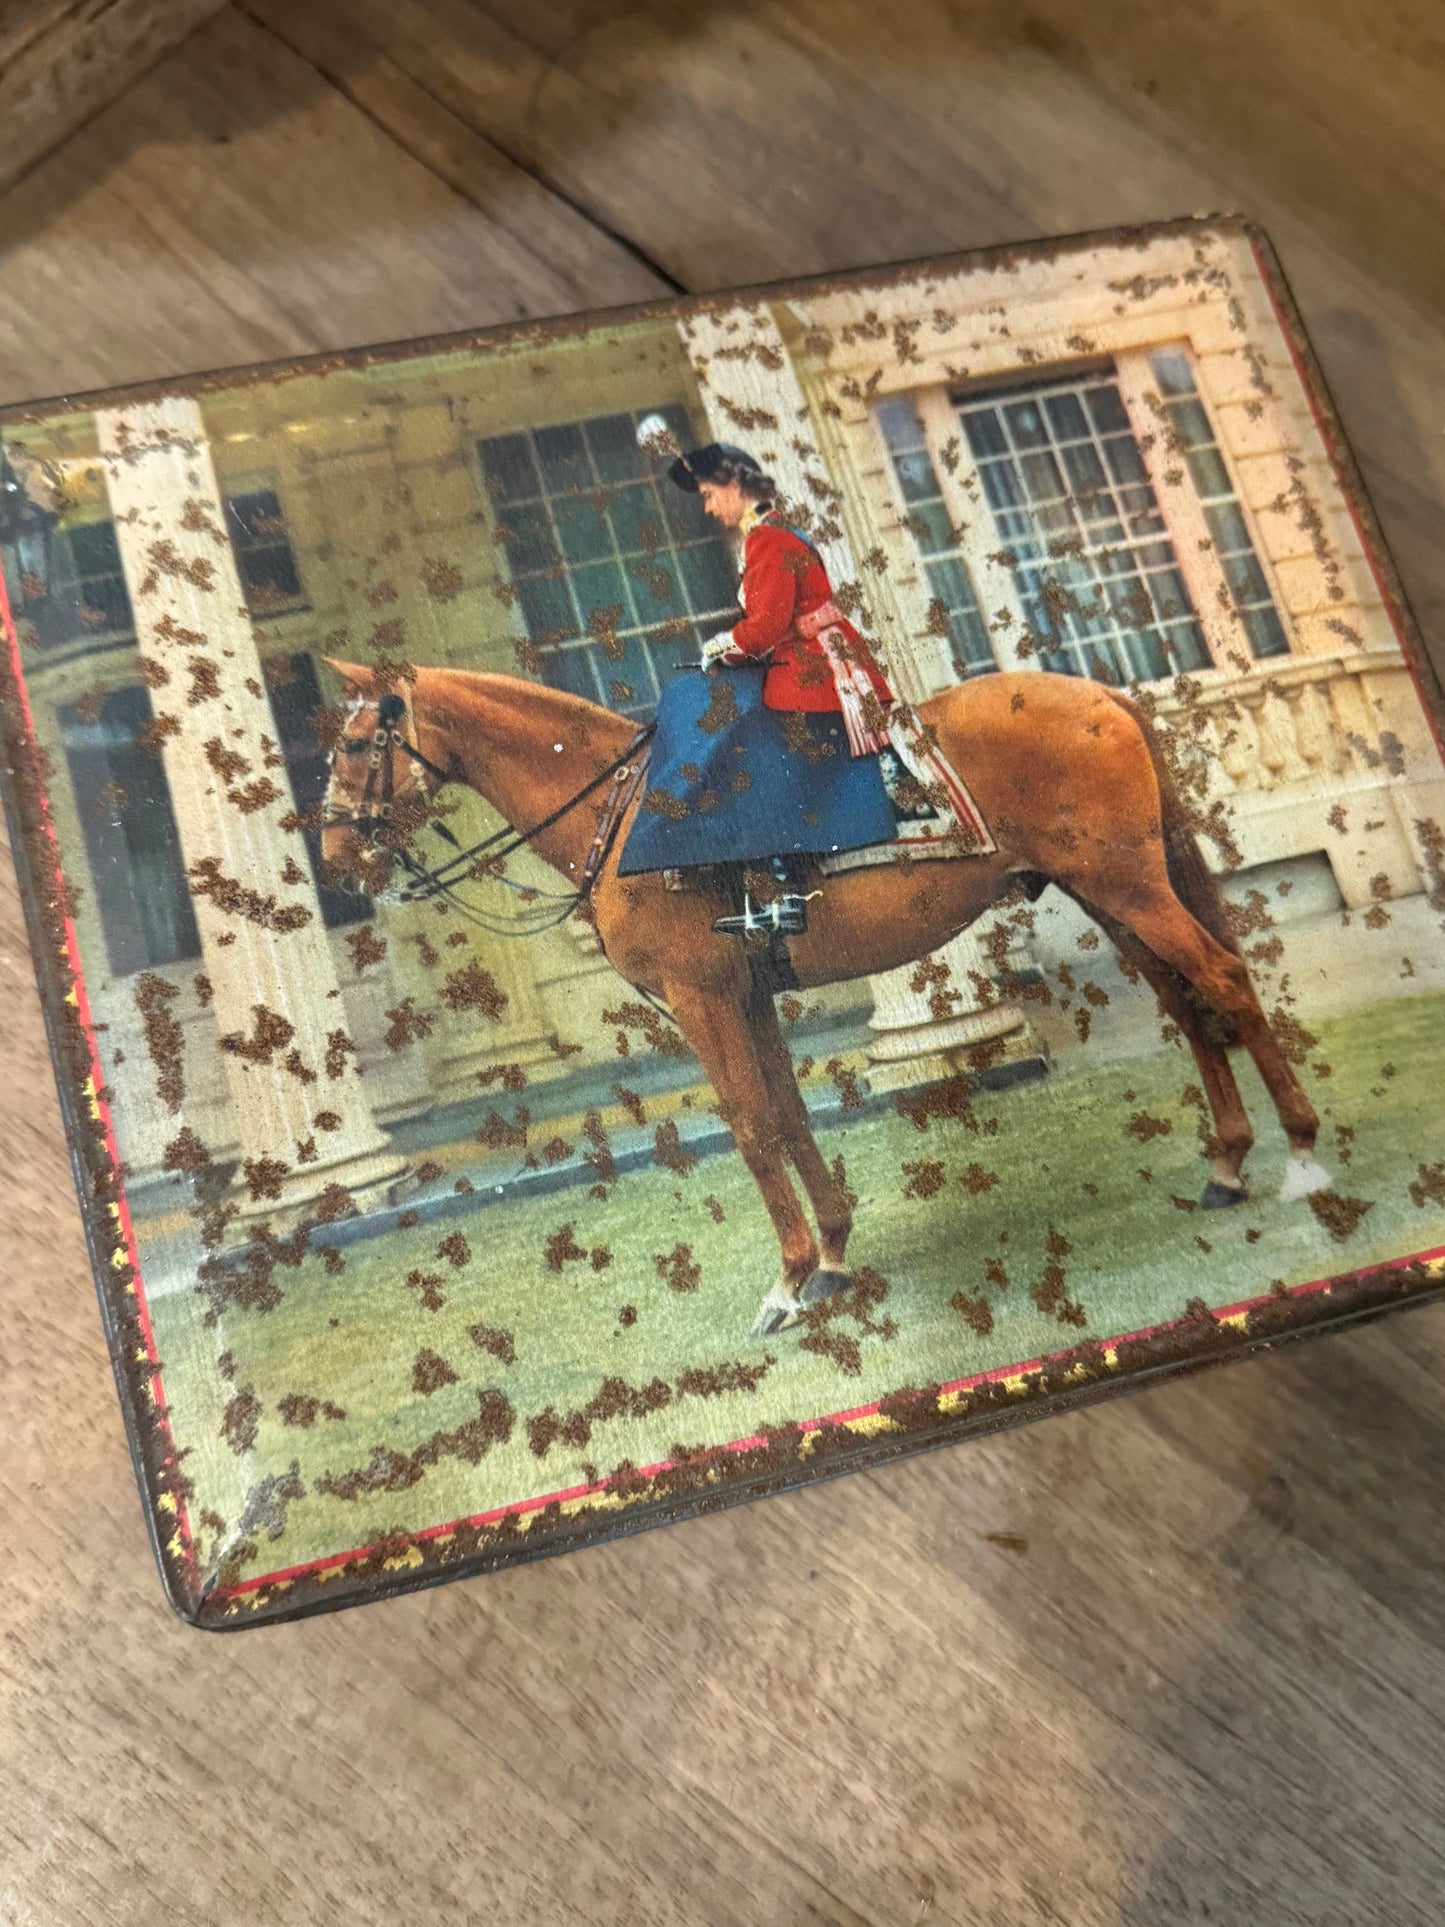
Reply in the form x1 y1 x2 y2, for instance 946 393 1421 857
712 892 808 939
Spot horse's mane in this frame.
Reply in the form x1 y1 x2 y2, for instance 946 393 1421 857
421 665 637 747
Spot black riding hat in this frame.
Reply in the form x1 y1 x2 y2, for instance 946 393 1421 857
666 442 767 493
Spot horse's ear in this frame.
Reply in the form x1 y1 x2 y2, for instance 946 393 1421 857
322 657 374 699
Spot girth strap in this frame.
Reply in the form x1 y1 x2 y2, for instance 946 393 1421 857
580 746 651 896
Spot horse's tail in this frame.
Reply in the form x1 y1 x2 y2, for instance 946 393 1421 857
1104 688 1245 1043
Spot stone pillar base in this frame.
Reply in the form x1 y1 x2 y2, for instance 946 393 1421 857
230 1141 412 1228
864 1002 1049 1095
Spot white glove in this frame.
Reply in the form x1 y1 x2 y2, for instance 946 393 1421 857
701 632 738 666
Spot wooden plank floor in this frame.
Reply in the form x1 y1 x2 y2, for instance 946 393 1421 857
2 6 1444 1920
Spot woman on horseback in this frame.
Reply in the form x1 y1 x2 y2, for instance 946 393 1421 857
647 439 900 936
679 443 894 721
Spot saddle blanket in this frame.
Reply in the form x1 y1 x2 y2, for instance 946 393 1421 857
619 667 993 876
818 831 966 875
618 666 897 874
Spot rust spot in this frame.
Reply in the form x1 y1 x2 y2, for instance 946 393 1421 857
161 1126 210 1175
467 1324 516 1366
242 1156 290 1202
527 1358 771 1459
384 997 434 1050
278 1394 346 1427
219 1004 295 1065
581 1111 616 1185
421 557 464 601
652 1119 698 1176
1307 1192 1374 1241
825 1057 863 1111
902 1159 946 1200
406 1269 446 1312
653 1244 701 1293
441 961 508 1018
478 1063 528 1092
412 1348 458 1395
477 1106 529 1151
134 973 184 1113
346 925 387 971
220 1388 260 1455
950 1290 994 1335
544 1223 588 1272
190 856 312 933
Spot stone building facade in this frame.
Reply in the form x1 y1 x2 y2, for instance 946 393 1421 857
6 222 1441 1188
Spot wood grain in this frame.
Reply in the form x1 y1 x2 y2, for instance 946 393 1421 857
0 0 227 194
2 6 1443 1921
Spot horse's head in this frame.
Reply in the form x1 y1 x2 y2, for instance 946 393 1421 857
319 659 448 903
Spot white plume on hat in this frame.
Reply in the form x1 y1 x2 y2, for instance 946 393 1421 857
635 413 679 458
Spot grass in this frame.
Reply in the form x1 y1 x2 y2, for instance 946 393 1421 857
149 989 1445 1585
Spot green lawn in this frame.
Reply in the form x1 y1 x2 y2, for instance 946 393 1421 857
150 989 1445 1586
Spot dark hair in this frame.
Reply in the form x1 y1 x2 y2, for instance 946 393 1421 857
709 457 777 502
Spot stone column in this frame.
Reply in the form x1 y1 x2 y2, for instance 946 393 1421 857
863 927 1046 1094
379 398 562 1099
97 396 407 1216
677 306 1044 1087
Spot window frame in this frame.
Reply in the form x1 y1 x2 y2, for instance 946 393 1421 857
1 515 136 659
1111 345 1292 670
885 352 1294 689
944 362 1213 685
223 486 309 621
872 393 998 683
475 406 740 720
263 649 373 931
58 683 203 977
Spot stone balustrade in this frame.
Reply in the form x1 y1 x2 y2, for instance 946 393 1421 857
1148 649 1414 797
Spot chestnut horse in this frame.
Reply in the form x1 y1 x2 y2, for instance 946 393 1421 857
320 660 1328 1336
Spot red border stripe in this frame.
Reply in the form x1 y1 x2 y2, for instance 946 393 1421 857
7 230 1445 1615
213 1239 1445 1599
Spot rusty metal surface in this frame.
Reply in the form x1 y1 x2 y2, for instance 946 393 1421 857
3 212 1445 1628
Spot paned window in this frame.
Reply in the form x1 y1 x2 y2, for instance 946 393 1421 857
875 398 995 679
954 368 1210 683
479 406 738 718
60 686 202 976
2 518 134 651
265 651 371 928
1149 349 1288 660
225 489 307 617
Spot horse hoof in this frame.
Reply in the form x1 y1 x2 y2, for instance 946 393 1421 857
801 1266 852 1304
751 1283 803 1338
1200 1180 1248 1210
1279 1152 1332 1202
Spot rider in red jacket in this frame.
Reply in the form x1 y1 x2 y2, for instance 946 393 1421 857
666 439 894 936
702 502 894 714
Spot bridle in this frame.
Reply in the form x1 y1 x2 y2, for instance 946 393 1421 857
323 689 448 850
321 688 654 938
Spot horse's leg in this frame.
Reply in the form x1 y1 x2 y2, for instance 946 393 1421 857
1070 869 1329 1201
1064 893 1254 1207
743 983 855 1300
662 978 822 1334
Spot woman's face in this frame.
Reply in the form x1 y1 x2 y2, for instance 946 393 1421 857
698 477 749 528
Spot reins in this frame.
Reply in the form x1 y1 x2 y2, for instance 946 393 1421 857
409 722 655 898
323 690 655 937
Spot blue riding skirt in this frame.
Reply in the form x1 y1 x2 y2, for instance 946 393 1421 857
618 666 896 875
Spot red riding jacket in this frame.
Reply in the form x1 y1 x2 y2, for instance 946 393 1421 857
717 511 894 713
